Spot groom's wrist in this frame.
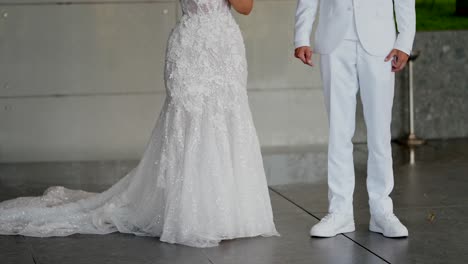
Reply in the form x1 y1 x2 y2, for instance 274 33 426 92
294 39 311 49
393 45 411 56
394 34 414 56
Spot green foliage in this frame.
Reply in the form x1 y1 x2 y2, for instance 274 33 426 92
416 0 468 30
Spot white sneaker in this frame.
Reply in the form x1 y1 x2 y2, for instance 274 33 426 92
369 213 409 238
310 213 355 237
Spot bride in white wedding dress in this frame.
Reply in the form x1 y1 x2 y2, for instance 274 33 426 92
0 0 279 248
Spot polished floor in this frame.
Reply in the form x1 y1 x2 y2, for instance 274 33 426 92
1 139 467 264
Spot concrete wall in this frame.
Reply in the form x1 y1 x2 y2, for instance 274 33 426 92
393 31 468 140
0 0 327 162
1 1 467 162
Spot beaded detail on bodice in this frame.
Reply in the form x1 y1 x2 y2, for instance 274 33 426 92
180 0 231 16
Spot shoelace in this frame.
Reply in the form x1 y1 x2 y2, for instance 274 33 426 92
380 213 400 224
320 214 335 223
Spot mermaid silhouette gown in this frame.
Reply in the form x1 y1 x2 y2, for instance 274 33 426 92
0 0 279 248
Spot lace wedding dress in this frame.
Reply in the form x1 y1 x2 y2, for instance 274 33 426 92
0 0 279 247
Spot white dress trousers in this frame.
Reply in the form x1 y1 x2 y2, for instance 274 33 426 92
320 25 395 216
294 0 415 217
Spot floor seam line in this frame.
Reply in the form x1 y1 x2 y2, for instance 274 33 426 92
26 238 39 264
201 250 216 264
269 187 392 264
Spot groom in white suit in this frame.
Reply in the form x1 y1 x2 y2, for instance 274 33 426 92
294 0 415 237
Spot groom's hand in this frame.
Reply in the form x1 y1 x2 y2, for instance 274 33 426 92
385 49 409 72
294 46 314 67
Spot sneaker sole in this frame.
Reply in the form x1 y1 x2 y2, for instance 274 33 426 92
310 223 356 238
369 222 408 238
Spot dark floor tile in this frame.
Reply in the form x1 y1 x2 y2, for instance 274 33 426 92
26 233 210 264
299 204 468 264
203 192 387 264
315 206 468 264
271 182 329 213
274 139 468 264
1 139 467 264
391 163 468 208
0 236 34 264
0 161 137 193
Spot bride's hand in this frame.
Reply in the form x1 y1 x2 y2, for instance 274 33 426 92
294 46 314 67
229 0 253 15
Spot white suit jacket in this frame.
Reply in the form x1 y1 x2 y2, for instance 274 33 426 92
294 0 416 56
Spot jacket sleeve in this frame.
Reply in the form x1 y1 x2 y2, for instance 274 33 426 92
393 0 416 55
294 0 320 48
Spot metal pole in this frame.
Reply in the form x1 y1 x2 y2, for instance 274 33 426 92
397 50 425 147
397 51 425 165
409 60 415 135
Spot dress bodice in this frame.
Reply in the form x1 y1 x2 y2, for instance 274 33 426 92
165 0 246 111
180 0 231 16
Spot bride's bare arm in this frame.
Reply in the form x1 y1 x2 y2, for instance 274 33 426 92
229 0 253 15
